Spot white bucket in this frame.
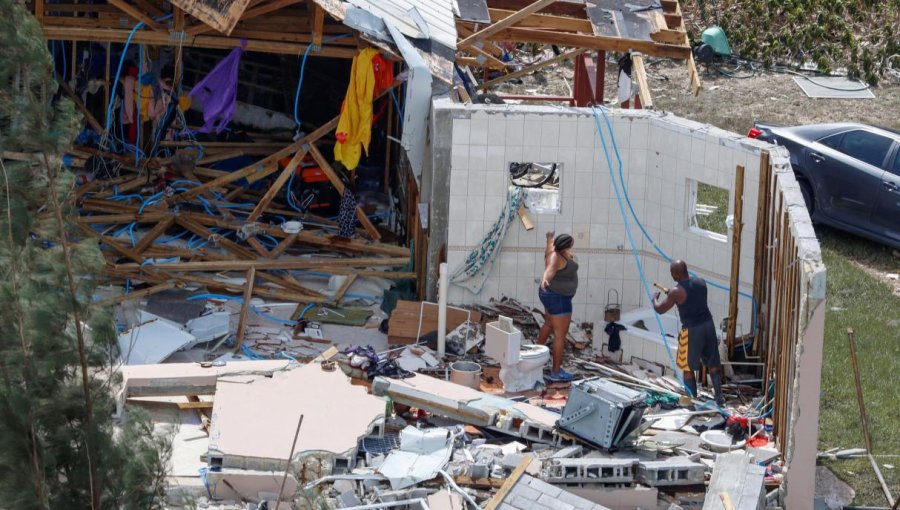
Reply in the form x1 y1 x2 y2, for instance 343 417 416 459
450 361 482 390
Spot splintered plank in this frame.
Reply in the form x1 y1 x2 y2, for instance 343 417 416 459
169 0 253 35
307 144 381 241
234 267 256 352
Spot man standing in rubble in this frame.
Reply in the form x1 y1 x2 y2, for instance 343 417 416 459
652 260 725 405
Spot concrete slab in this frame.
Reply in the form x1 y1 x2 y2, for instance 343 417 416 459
208 362 385 470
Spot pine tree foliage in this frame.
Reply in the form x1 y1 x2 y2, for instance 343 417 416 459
0 1 171 508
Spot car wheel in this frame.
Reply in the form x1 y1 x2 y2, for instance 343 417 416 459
799 180 815 216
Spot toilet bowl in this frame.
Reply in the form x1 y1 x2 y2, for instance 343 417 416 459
498 344 550 392
485 316 551 392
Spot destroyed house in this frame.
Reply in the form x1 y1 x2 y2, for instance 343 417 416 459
26 0 826 507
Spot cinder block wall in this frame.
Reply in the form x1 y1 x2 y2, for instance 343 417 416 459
430 100 759 336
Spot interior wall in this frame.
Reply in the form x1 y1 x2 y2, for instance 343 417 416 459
431 99 759 336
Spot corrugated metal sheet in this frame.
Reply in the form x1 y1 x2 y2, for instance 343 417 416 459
345 0 457 49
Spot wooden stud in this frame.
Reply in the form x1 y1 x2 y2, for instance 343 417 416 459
133 215 176 253
726 165 745 356
751 152 771 353
40 26 359 58
35 0 44 22
479 48 587 90
310 3 325 49
106 0 165 31
631 54 653 110
187 0 303 36
458 0 558 48
484 458 532 510
176 217 258 259
246 236 271 257
307 144 382 241
104 42 111 114
115 256 410 272
487 7 593 32
97 282 177 306
268 232 298 258
517 204 534 230
171 117 338 201
490 27 692 59
332 273 358 304
245 146 309 222
233 267 256 352
57 79 105 134
177 400 214 410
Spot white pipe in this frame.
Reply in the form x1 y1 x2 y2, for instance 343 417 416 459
439 470 481 510
437 262 448 358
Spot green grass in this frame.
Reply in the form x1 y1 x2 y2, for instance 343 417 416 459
816 229 900 506
695 182 730 235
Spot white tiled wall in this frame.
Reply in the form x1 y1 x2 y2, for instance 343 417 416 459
439 103 761 336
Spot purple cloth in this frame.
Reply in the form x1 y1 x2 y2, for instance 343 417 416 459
188 43 244 133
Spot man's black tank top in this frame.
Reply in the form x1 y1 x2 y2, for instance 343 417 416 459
676 277 713 327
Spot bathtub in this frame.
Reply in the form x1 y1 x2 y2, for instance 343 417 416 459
603 308 681 374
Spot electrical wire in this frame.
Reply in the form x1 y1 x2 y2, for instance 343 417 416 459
594 105 758 336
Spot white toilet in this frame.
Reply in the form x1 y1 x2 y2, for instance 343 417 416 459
485 316 551 392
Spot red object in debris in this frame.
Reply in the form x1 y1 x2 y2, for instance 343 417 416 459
416 409 428 420
747 435 769 448
747 128 763 139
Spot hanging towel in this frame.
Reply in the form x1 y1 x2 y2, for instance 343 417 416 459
450 186 526 294
188 42 245 133
337 188 358 238
334 48 380 171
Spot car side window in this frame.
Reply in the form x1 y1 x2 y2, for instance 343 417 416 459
819 133 843 150
836 130 894 168
891 147 900 177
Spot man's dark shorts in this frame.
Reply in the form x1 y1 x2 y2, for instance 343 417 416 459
676 319 720 371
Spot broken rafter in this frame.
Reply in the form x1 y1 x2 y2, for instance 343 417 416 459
234 267 256 352
490 27 692 59
630 54 653 109
307 144 381 241
479 47 587 89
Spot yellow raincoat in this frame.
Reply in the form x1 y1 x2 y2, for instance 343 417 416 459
334 48 379 171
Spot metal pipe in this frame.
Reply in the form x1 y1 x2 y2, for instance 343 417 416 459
439 470 481 510
342 499 431 510
437 262 448 358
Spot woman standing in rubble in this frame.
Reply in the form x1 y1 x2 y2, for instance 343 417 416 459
536 232 578 382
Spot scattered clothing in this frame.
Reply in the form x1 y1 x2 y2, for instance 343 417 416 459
604 321 627 352
337 188 358 238
370 53 394 97
188 42 245 133
334 48 380 170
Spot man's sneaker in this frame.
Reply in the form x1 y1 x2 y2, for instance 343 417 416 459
548 369 574 382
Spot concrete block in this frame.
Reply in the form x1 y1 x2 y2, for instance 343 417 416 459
546 458 637 484
637 458 706 487
527 476 563 498
511 482 542 502
537 493 575 510
551 446 584 459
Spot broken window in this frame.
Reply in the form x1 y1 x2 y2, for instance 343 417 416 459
509 162 561 214
689 180 729 241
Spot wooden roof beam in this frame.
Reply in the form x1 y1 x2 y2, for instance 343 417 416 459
106 0 165 31
187 0 303 36
487 8 592 33
40 26 359 58
489 27 692 59
458 0 557 48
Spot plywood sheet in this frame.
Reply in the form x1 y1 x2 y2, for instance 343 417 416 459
170 0 253 35
209 362 385 460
